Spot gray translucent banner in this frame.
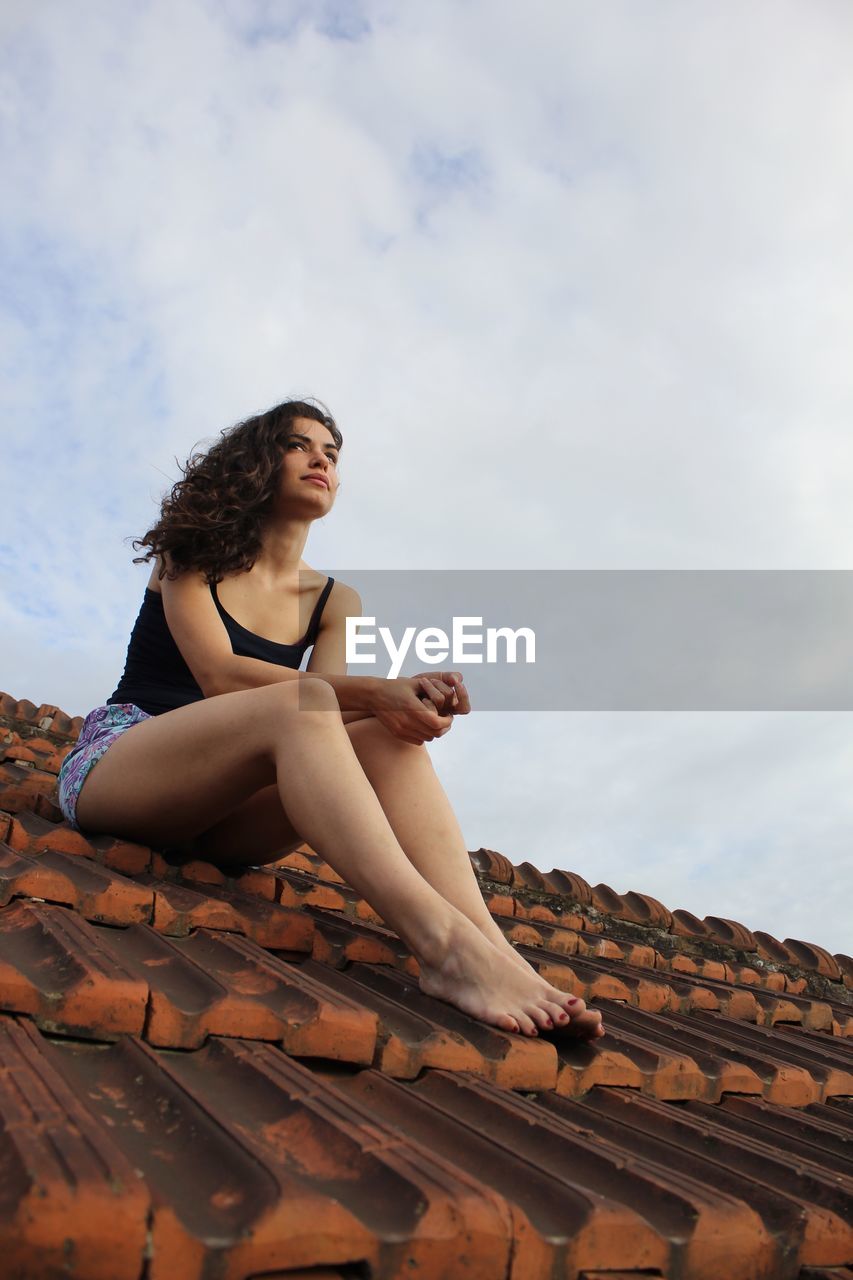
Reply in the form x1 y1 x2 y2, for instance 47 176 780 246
311 570 853 711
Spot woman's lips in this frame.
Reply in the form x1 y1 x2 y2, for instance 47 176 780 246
303 476 329 488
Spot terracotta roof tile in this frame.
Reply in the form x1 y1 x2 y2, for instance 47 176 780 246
179 856 280 901
309 906 420 975
1 743 39 767
0 692 20 718
0 841 153 924
277 843 347 883
0 1018 150 1279
753 927 795 964
98 925 378 1060
603 1005 841 1106
586 1005 779 1103
589 881 624 915
0 902 148 1036
50 1032 514 1278
3 807 92 858
590 883 674 929
0 688 851 1275
554 1017 724 1101
1 739 68 775
511 896 586 928
0 759 62 813
782 938 844 982
620 890 672 928
273 863 368 913
480 886 516 918
469 846 516 885
147 875 314 950
374 1068 796 1278
836 952 853 991
540 866 594 903
703 915 758 950
339 1067 673 1277
309 958 558 1089
669 906 713 940
566 1088 853 1270
0 694 82 737
87 831 155 875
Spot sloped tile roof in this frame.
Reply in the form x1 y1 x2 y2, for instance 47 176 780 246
0 688 851 1279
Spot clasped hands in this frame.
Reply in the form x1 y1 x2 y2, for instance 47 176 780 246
371 670 470 745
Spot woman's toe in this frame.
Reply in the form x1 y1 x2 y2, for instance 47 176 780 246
572 1009 604 1039
529 1004 556 1031
515 1011 539 1037
552 989 584 1014
543 1000 570 1026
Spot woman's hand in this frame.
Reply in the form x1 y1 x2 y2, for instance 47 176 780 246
414 670 471 719
369 676 455 745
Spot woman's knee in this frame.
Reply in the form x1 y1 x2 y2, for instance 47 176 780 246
348 716 430 761
263 676 341 719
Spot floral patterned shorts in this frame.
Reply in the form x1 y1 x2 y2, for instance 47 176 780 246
57 703 152 832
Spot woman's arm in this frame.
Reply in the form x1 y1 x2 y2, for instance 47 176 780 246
307 585 470 726
160 570 377 711
306 582 374 724
159 570 452 740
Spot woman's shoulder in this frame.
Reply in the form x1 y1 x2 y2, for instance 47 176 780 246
314 574 362 626
326 576 360 605
145 556 209 598
145 553 182 595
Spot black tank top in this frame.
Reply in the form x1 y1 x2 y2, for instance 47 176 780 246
108 576 335 716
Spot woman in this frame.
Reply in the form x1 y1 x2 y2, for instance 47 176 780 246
58 398 604 1041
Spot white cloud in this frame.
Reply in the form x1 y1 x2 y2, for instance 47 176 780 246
433 709 853 955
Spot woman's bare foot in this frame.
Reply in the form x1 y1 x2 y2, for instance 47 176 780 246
474 918 605 1040
417 909 602 1038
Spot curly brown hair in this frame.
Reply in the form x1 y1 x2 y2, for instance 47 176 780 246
131 399 342 584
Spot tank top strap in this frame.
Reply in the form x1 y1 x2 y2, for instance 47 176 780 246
209 575 335 651
303 576 335 648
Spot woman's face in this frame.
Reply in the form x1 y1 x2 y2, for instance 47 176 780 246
277 416 341 514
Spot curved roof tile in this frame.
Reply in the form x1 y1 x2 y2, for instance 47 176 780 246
0 689 851 1277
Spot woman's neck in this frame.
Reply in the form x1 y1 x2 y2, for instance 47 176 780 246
253 517 312 578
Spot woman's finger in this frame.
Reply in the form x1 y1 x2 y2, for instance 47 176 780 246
448 677 471 714
418 678 453 713
415 705 452 735
419 675 453 701
432 672 469 712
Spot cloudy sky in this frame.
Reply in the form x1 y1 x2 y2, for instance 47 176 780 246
2 1 852 952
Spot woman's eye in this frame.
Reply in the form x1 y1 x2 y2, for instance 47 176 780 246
287 439 337 465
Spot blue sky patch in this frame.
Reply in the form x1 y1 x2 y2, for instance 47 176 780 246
411 143 489 194
217 0 372 46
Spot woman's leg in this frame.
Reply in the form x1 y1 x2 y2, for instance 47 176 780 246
346 719 522 946
187 717 604 1040
180 784 303 865
317 719 602 1039
74 680 583 1036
